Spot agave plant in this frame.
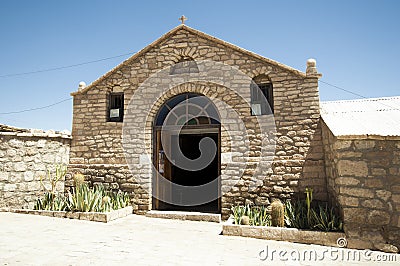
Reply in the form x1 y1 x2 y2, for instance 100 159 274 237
249 206 271 226
311 203 343 232
284 200 309 229
284 198 344 232
108 190 130 210
34 191 69 211
231 205 244 225
68 183 103 212
35 169 131 213
231 205 271 226
231 204 252 225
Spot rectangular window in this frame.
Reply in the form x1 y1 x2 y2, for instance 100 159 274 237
107 93 124 122
251 83 273 115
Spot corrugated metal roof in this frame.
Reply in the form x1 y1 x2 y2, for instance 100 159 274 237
321 96 400 137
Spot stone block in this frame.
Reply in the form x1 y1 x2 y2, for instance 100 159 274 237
338 151 363 159
108 209 119 221
362 230 385 242
9 139 23 149
24 171 34 181
343 208 368 223
40 211 55 217
334 141 352 150
376 190 392 201
53 211 67 218
280 228 299 242
337 160 368 177
14 162 27 172
335 177 360 186
347 238 373 250
241 226 263 239
338 196 359 207
0 172 8 181
364 178 383 188
14 209 29 214
296 230 321 245
93 213 108 222
374 243 399 253
354 140 375 150
392 194 400 203
79 212 95 221
360 199 385 209
222 224 242 236
70 158 85 164
323 232 347 247
340 187 374 198
366 210 390 225
262 227 282 241
66 212 80 219
3 184 17 192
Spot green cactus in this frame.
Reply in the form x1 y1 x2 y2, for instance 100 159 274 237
240 215 250 225
73 173 85 188
271 199 285 227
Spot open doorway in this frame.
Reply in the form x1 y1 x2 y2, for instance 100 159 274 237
152 93 221 213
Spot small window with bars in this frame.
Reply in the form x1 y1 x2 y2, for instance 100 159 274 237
107 93 124 122
250 83 273 115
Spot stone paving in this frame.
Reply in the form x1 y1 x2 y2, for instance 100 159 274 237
0 212 399 265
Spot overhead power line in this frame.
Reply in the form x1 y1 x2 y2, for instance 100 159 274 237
0 74 397 116
319 80 367 99
320 80 400 111
0 98 72 115
0 52 135 78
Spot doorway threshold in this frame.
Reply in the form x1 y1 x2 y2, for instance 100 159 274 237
146 210 221 223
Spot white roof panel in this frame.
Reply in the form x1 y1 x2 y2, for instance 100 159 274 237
320 96 400 137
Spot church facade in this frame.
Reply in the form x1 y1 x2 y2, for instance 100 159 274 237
67 24 326 218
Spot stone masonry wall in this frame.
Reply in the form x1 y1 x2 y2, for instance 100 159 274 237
322 120 400 252
0 130 71 209
68 25 326 219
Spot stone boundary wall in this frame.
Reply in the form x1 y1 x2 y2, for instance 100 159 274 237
0 130 71 209
322 120 400 252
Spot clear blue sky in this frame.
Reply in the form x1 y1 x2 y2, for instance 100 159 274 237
0 0 399 130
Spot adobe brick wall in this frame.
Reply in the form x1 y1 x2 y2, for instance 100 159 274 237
322 120 400 251
0 131 71 209
68 26 326 219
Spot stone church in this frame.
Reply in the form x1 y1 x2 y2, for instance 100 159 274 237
68 23 324 216
67 22 399 250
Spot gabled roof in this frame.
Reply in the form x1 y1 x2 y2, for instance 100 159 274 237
321 96 400 138
72 24 308 96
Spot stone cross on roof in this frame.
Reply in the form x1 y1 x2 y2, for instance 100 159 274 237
179 15 187 24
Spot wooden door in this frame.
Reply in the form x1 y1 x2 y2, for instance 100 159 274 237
154 130 172 209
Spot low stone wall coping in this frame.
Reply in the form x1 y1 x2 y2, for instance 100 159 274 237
3 206 133 223
0 131 72 139
336 134 400 141
223 220 347 248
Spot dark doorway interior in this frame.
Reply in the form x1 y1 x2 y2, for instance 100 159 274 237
154 132 220 213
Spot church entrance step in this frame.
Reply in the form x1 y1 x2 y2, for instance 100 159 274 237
145 210 221 223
